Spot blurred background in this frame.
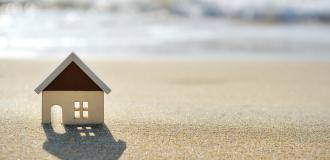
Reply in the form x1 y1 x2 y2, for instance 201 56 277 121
0 0 330 60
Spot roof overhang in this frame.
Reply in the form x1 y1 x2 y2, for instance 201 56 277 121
34 52 111 94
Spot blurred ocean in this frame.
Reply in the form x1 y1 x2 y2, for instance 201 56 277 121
0 0 330 60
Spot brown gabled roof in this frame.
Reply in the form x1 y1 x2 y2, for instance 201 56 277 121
34 52 111 94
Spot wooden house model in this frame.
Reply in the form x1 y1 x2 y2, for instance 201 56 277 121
35 53 111 125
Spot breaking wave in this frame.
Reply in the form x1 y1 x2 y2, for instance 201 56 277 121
1 0 330 23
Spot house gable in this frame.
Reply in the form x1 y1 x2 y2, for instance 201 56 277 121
44 62 102 91
35 52 111 94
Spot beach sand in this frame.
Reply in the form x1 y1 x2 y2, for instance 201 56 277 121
0 59 329 159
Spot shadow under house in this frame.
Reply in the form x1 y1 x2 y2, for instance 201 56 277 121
42 124 126 160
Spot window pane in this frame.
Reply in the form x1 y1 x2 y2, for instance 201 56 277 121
83 111 88 118
83 102 88 110
74 111 80 118
74 102 80 109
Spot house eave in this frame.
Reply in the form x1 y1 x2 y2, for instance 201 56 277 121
34 52 111 94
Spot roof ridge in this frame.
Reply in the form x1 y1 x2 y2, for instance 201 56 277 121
34 52 111 94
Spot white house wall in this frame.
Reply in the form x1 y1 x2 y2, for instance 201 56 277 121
42 91 104 125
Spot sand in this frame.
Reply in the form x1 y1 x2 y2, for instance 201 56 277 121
0 59 329 159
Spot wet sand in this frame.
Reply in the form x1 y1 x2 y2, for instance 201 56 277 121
0 59 329 159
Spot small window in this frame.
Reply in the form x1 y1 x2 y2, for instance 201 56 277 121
83 102 88 110
74 102 80 109
83 111 88 118
74 111 80 119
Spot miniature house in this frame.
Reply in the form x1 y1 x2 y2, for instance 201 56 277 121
35 53 111 125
